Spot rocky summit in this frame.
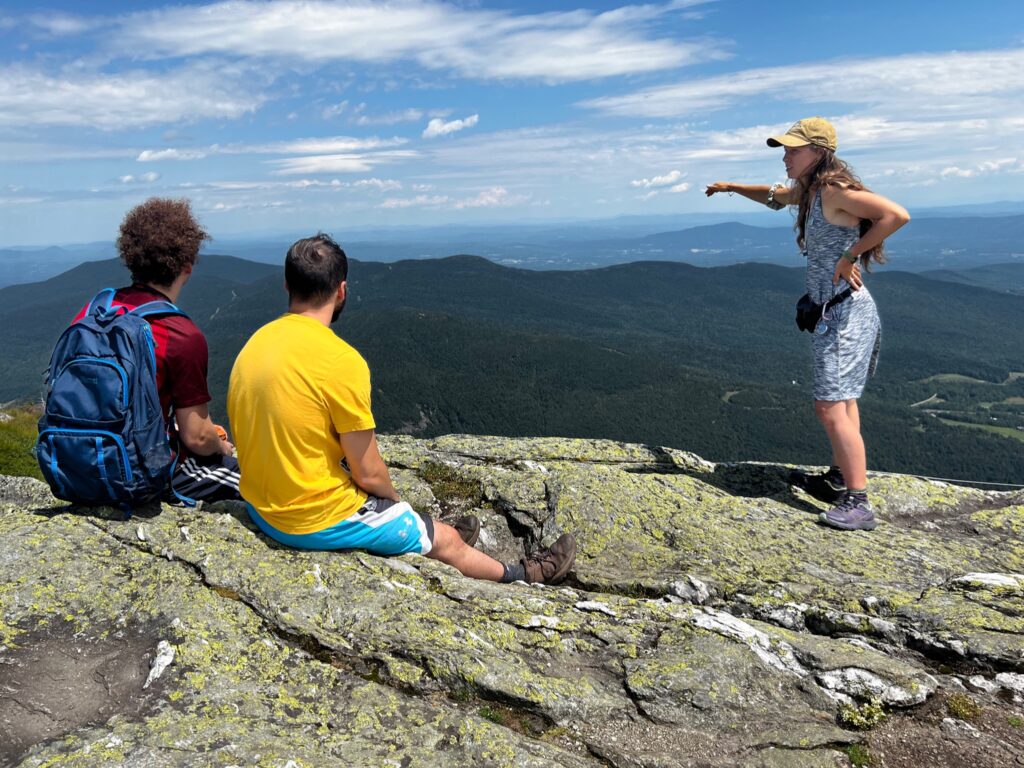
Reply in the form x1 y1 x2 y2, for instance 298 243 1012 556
1 435 1023 768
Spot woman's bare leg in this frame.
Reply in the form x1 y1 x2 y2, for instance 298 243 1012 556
815 399 867 489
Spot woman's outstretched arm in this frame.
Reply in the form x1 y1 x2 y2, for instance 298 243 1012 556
705 181 793 208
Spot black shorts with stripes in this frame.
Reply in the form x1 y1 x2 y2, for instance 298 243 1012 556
167 453 242 504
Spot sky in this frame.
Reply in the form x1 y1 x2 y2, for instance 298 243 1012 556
1 0 1022 245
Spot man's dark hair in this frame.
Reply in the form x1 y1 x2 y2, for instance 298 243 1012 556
117 198 209 286
285 233 348 305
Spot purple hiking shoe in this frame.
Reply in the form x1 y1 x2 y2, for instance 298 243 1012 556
818 494 877 531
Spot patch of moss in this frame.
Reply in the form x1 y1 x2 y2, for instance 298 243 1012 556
475 703 540 736
838 698 886 730
540 725 569 742
1008 715 1023 728
841 743 874 767
421 461 482 512
946 692 982 721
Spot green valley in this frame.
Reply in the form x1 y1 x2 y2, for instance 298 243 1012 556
1 254 1022 484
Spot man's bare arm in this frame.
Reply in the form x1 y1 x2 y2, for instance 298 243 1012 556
176 403 233 457
339 428 399 501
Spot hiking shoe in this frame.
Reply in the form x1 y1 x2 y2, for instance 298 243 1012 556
522 533 577 585
818 495 877 531
789 467 847 504
453 515 480 547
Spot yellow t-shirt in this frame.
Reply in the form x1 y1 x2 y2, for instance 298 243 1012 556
227 313 375 534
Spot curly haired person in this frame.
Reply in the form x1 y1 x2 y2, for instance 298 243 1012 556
70 198 241 503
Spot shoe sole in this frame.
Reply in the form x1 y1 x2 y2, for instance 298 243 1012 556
817 512 878 531
454 517 480 548
545 534 577 585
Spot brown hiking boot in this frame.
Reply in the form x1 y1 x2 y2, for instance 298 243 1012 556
453 515 480 547
521 533 577 585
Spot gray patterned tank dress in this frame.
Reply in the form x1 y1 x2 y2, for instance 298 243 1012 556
804 188 881 401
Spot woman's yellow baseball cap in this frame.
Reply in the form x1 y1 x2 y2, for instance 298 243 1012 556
767 117 837 152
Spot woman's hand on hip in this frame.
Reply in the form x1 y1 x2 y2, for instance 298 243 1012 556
833 259 863 290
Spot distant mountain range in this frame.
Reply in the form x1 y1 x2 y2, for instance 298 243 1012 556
2 254 1022 484
3 213 1022 288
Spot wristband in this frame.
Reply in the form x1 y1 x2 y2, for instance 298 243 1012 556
842 249 858 264
766 183 784 210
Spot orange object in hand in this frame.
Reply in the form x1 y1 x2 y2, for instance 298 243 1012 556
214 424 228 442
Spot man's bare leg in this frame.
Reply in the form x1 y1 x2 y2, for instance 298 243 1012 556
427 521 504 581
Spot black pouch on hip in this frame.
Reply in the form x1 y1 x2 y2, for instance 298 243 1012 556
795 293 823 332
795 289 853 333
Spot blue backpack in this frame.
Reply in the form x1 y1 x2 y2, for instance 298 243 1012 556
36 288 187 508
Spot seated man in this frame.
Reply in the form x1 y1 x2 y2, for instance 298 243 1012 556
73 197 241 503
227 234 575 584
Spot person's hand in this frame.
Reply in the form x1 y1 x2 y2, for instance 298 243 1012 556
214 424 235 455
705 182 732 197
833 258 863 290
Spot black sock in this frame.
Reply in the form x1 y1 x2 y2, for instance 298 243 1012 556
847 489 868 503
500 562 525 583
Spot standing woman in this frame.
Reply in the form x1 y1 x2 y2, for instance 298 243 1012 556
706 117 909 531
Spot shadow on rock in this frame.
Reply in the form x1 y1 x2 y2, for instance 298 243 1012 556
0 623 165 766
625 454 824 514
31 500 164 521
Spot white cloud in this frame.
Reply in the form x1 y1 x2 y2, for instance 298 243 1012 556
26 13 98 35
379 194 450 209
259 136 406 154
0 141 137 163
115 0 720 83
354 108 426 126
269 150 419 175
423 114 479 139
118 172 161 184
940 167 975 178
137 136 406 163
380 186 532 210
353 178 403 191
321 100 349 119
207 179 344 190
208 200 288 213
940 157 1020 178
379 186 527 210
0 63 265 129
669 182 691 193
137 149 208 162
979 157 1020 173
454 186 527 209
630 169 685 188
582 48 1024 118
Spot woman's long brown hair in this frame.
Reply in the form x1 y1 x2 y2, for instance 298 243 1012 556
791 150 886 268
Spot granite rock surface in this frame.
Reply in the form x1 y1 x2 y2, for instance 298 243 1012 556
2 435 1022 767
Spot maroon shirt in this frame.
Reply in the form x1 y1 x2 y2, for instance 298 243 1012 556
73 285 212 447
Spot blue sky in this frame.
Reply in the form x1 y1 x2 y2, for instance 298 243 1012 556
1 0 1022 245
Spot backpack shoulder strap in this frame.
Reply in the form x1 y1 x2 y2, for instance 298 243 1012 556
85 287 117 316
129 300 188 320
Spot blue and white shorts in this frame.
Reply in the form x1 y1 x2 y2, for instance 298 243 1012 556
246 496 434 556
